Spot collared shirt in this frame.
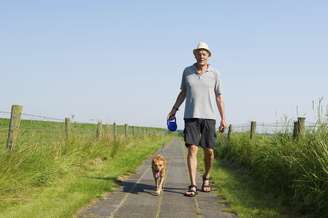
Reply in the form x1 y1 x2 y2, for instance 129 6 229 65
180 63 222 120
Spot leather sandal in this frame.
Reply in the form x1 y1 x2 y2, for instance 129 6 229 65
184 185 198 197
202 175 211 192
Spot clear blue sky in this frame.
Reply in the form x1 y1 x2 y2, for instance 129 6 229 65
1 0 327 128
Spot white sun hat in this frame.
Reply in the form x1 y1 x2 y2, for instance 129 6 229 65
193 41 212 57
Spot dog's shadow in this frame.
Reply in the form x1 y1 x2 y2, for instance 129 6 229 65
118 180 186 196
121 180 157 195
86 176 186 196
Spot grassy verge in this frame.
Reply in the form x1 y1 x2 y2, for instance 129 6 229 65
0 119 174 218
209 160 301 218
196 140 302 217
205 123 328 218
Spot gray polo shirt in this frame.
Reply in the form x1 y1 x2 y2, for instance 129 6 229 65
180 63 222 120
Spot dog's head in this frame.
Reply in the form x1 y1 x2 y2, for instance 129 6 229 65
152 155 165 175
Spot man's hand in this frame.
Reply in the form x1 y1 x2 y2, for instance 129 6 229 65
218 119 227 133
167 108 178 120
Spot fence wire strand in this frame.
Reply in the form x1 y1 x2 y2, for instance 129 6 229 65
1 110 64 122
2 109 325 135
21 113 63 122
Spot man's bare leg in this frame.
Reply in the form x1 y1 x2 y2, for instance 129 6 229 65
186 144 198 195
203 148 214 192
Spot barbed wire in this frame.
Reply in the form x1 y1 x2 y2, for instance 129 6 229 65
0 110 64 122
0 111 10 114
232 127 319 134
21 113 63 122
0 111 64 121
231 122 319 127
1 110 326 130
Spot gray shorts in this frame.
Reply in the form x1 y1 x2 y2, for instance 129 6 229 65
183 118 216 149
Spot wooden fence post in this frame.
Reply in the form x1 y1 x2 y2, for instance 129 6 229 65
65 118 70 141
96 121 102 140
6 105 23 150
113 122 116 142
227 124 232 141
293 121 299 139
297 117 306 138
132 126 135 137
250 121 256 140
124 124 128 139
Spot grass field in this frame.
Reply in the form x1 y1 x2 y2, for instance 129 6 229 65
211 123 328 218
197 148 294 218
0 118 173 218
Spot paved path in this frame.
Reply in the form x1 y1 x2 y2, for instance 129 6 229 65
76 138 236 218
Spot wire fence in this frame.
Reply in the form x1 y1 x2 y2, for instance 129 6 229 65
1 111 323 135
0 111 63 123
230 121 323 135
21 113 63 122
0 106 167 151
2 105 326 149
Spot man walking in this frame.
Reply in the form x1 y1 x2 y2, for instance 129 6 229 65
168 42 227 197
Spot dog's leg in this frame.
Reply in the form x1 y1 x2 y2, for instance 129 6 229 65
153 172 159 191
153 175 157 187
155 177 161 194
157 176 165 194
152 168 159 194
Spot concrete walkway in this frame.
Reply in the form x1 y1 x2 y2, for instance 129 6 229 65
76 138 236 218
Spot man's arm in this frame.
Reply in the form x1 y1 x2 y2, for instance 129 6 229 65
215 95 227 131
168 89 186 119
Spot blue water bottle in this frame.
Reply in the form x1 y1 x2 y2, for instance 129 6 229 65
167 117 177 132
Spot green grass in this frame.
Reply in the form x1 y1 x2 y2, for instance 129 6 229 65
211 161 302 218
214 123 328 218
0 118 173 218
197 149 296 218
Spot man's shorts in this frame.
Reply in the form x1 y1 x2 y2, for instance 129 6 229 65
183 118 216 149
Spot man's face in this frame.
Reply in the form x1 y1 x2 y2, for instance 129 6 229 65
194 49 210 66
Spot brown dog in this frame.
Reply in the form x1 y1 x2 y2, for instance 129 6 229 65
151 154 167 195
